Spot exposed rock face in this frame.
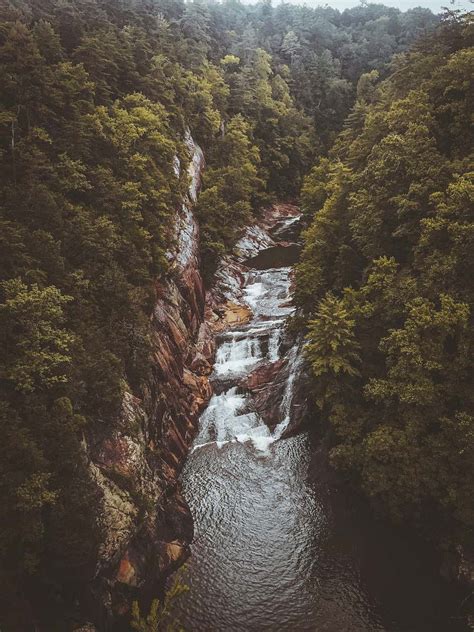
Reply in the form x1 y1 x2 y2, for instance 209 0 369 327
238 359 288 428
238 348 310 437
84 133 213 627
82 188 309 627
239 359 286 392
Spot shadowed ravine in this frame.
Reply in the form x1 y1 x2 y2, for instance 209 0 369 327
173 241 467 632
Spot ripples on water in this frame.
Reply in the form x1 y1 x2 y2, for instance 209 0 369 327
177 435 466 632
173 249 467 632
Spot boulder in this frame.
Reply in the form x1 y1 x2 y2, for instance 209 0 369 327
240 359 286 391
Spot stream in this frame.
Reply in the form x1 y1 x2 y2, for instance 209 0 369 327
173 231 468 631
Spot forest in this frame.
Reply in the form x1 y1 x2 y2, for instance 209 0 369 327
296 11 473 558
0 0 471 629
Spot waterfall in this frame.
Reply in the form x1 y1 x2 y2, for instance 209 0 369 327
268 328 281 362
214 335 262 376
272 342 304 439
193 256 301 453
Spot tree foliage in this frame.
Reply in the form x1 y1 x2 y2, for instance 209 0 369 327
131 567 189 632
296 14 474 549
0 0 445 626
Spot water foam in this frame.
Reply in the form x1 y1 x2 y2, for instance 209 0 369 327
194 262 301 453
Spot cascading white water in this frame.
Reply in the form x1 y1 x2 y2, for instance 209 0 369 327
268 328 281 362
214 335 262 376
194 261 301 452
273 344 304 439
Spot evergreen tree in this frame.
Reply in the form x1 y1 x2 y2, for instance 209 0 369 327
296 13 474 553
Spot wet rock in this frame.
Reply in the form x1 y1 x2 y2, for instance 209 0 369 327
240 344 310 435
238 359 289 429
209 256 248 307
280 365 311 439
252 378 287 429
254 204 301 242
270 213 302 242
157 541 188 575
218 301 252 329
240 359 286 391
116 551 140 587
189 352 213 376
211 377 239 395
234 225 276 261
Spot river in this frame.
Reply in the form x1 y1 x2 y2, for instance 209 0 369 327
173 230 468 631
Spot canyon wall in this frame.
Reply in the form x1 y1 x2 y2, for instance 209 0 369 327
81 133 215 627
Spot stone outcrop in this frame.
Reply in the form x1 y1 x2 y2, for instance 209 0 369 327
237 348 310 437
239 359 286 392
83 132 214 627
238 358 289 428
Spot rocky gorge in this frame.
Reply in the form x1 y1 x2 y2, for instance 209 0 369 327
79 134 308 629
77 133 470 632
169 198 469 632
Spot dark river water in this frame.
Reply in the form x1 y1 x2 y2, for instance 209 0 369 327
173 243 468 632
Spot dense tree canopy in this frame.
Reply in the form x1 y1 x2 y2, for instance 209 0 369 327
296 13 474 552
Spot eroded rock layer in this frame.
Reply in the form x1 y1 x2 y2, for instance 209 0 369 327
83 134 213 626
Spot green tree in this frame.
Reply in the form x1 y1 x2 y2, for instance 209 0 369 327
131 567 189 632
0 279 73 394
196 114 264 281
305 293 361 407
296 12 474 555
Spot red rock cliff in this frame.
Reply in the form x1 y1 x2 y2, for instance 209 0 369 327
83 132 214 627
